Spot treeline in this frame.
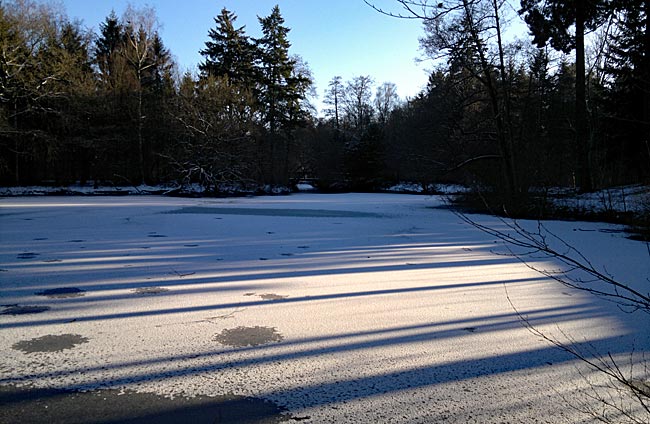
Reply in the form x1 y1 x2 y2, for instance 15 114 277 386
0 1 313 191
1 0 649 197
345 0 650 198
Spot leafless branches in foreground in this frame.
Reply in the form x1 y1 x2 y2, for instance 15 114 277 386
456 208 649 422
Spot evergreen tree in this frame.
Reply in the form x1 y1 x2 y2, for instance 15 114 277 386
199 8 256 87
519 0 611 191
146 33 174 93
255 5 311 184
256 5 295 135
94 11 123 88
603 0 650 181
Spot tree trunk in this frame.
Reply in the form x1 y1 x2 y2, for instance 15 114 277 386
575 0 592 192
462 0 517 200
642 0 650 142
492 0 518 194
138 85 145 185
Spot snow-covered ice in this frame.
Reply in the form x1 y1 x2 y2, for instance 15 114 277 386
0 193 648 423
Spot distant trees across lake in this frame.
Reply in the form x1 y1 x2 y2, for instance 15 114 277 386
1 0 648 197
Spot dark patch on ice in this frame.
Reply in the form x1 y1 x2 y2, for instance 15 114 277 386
166 206 383 218
184 244 199 247
280 253 293 257
215 326 284 347
0 385 292 424
132 287 170 295
67 239 85 243
244 292 288 301
297 246 310 249
36 287 86 299
463 327 477 333
17 252 39 260
628 232 650 242
259 293 288 301
598 228 627 234
259 257 269 261
1 305 50 315
22 218 33 221
12 334 89 353
148 234 167 238
43 259 62 263
32 237 48 241
267 232 275 234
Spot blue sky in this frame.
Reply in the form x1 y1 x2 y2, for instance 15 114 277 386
57 0 431 109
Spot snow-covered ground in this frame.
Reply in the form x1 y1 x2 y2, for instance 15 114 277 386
548 184 650 215
0 193 648 423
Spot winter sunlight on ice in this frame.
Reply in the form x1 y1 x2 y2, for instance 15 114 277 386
1 193 648 423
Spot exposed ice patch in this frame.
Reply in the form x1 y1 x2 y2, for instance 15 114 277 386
12 334 89 353
214 326 284 347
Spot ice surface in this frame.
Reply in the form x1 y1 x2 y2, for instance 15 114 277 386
0 193 648 423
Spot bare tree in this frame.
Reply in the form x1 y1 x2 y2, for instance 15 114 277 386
323 75 344 131
366 0 519 199
374 81 400 124
168 73 258 193
121 5 159 185
344 75 374 135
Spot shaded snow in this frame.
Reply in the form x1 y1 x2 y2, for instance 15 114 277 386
548 184 650 215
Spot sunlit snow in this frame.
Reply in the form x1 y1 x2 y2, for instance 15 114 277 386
1 193 648 422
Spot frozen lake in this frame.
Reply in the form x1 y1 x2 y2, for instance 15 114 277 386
1 193 648 423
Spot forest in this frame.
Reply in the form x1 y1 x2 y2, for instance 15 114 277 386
1 0 649 204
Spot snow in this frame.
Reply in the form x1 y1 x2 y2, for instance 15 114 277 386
295 183 316 191
0 193 648 422
548 184 650 215
386 183 470 194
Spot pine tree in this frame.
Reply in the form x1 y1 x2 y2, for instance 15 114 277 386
256 5 295 135
255 5 312 184
519 0 611 191
199 8 256 87
94 11 123 87
603 0 650 181
147 33 174 94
